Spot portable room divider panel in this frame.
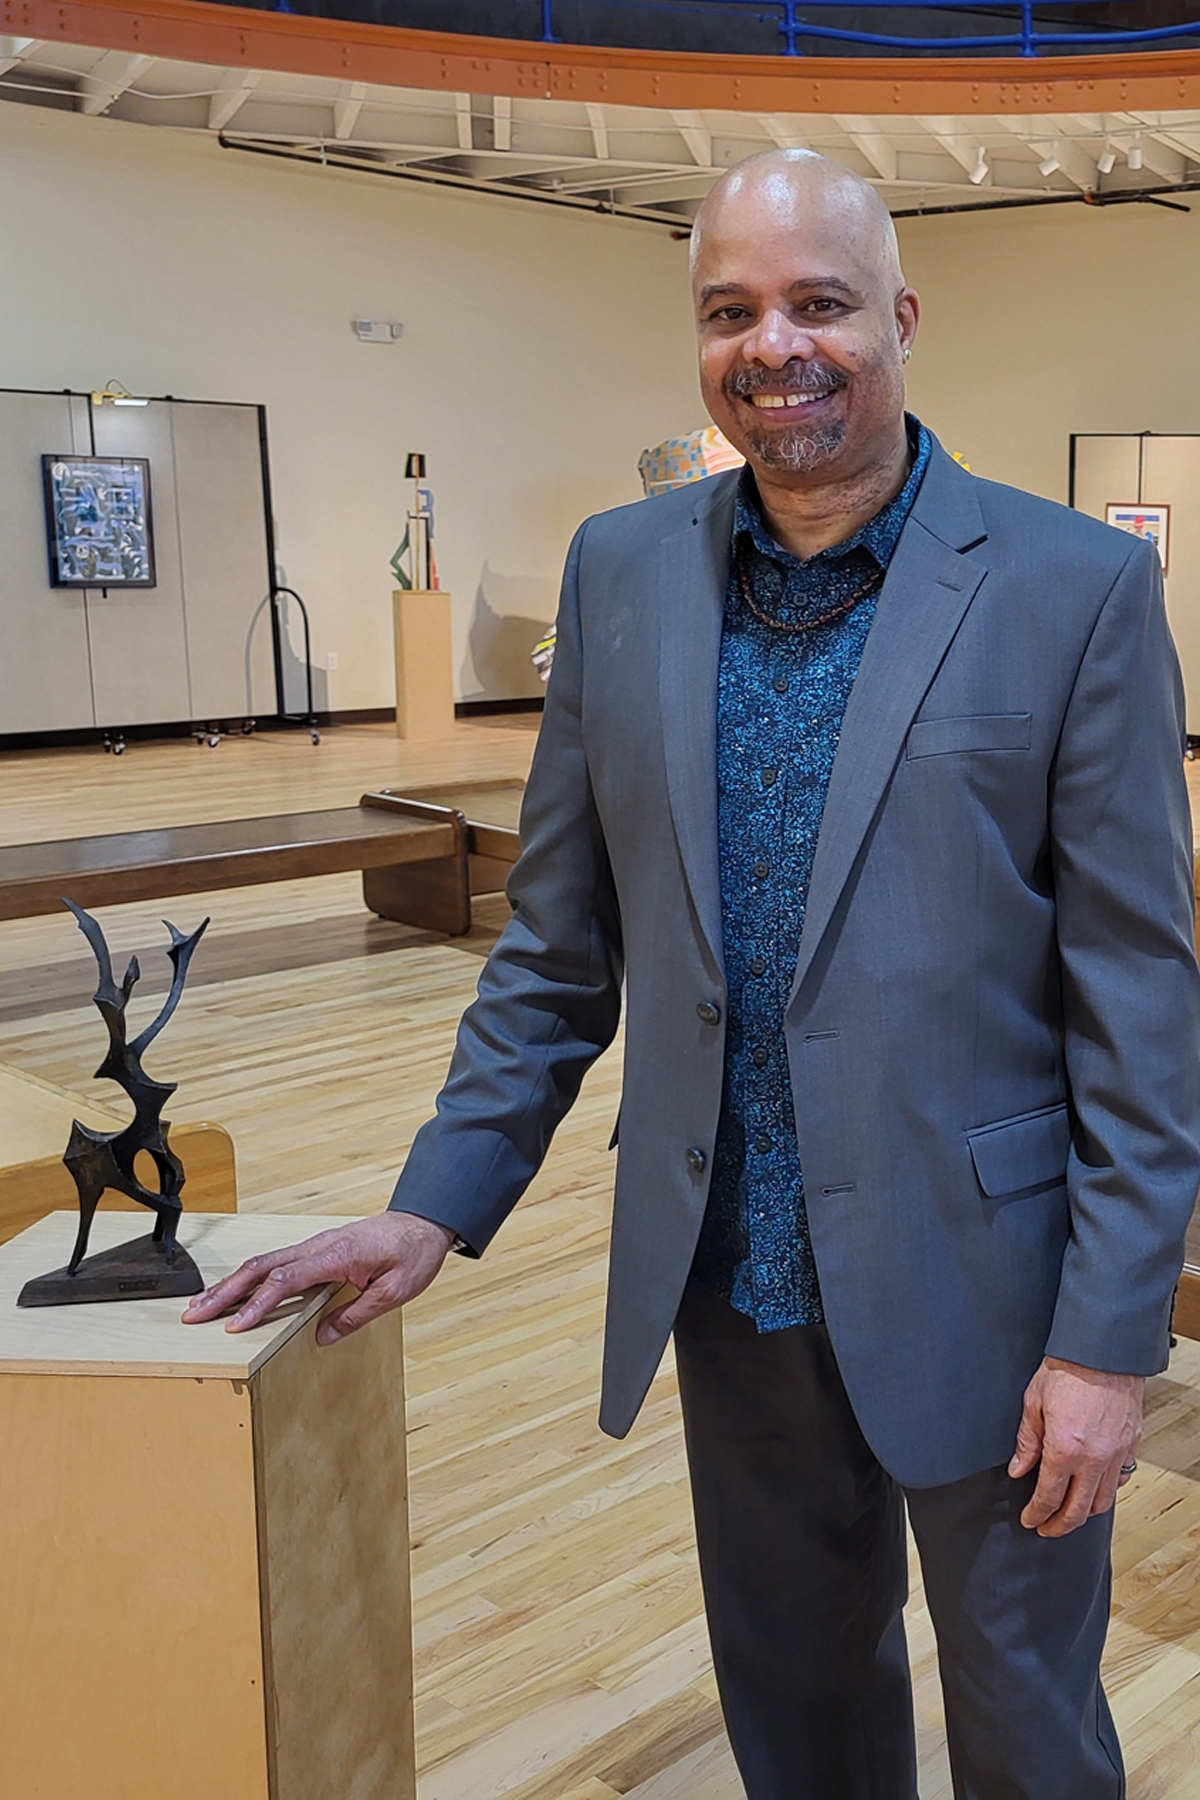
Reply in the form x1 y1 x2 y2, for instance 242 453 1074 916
0 388 277 737
1071 433 1200 735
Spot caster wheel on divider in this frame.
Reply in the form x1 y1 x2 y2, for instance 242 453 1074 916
207 734 220 749
241 719 256 736
311 730 321 745
112 740 124 756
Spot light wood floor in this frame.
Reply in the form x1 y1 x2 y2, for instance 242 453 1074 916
3 722 1200 1798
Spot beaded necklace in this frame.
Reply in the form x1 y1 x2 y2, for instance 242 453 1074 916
735 536 884 635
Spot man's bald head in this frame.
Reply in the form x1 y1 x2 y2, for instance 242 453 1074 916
691 149 904 298
690 148 918 489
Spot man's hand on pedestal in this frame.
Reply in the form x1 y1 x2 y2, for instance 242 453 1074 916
180 1212 456 1345
1008 1356 1144 1538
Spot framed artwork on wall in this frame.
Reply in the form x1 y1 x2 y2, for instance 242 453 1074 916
1105 501 1170 574
42 454 156 587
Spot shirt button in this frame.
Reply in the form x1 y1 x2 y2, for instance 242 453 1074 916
750 957 767 977
760 768 778 788
773 674 789 694
753 1135 773 1155
752 1047 769 1067
753 859 770 880
686 1146 707 1175
696 1001 721 1026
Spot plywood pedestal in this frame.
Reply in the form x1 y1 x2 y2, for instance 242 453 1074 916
393 588 455 739
0 1211 415 1800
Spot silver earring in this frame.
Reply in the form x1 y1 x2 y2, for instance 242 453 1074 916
903 346 912 363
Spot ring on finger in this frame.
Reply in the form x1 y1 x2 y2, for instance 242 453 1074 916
1120 1461 1138 1477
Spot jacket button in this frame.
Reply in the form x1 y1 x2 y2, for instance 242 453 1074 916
686 1147 707 1175
696 1001 721 1026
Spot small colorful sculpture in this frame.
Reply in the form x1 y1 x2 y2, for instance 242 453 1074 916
390 451 438 591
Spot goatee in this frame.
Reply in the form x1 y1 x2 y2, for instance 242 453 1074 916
743 416 847 473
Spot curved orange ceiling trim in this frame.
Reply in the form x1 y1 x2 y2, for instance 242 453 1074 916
9 0 1200 114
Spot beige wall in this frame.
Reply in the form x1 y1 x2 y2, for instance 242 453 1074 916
0 102 704 709
897 198 1200 501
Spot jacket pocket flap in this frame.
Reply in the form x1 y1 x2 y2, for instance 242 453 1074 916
967 1103 1070 1198
907 712 1032 759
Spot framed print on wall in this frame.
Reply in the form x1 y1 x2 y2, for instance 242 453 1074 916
1105 502 1170 574
42 454 156 588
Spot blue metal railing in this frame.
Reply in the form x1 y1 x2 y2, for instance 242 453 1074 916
521 2 1200 59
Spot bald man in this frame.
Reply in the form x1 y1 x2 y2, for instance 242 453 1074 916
189 153 1200 1799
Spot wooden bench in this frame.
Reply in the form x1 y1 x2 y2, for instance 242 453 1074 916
0 799 468 934
363 781 524 932
0 1060 237 1246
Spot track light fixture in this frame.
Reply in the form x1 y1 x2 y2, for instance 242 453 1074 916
969 148 989 186
1037 146 1061 178
1096 141 1116 175
1127 136 1144 171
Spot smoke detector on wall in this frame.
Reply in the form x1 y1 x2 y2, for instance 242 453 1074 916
353 320 404 344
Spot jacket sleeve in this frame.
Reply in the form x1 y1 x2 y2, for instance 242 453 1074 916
1045 536 1200 1374
388 518 624 1252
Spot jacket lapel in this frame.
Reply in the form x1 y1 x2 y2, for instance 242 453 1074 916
790 444 989 1001
658 471 738 981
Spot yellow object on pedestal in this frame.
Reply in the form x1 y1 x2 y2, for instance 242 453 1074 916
0 1210 415 1800
393 587 454 739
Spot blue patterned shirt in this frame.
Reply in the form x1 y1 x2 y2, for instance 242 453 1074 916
691 418 932 1332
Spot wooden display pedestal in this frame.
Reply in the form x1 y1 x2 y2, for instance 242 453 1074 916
0 1211 415 1800
393 588 455 740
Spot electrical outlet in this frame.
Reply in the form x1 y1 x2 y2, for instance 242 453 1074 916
326 651 339 671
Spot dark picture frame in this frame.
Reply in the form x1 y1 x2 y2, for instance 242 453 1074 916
42 453 157 588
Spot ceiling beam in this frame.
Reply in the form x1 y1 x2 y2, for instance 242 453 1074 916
333 79 366 141
552 165 712 198
79 49 153 116
994 117 1097 191
584 101 608 160
493 93 512 152
1144 129 1200 169
833 115 897 183
454 92 472 152
1111 112 1192 176
207 69 261 131
671 109 712 168
914 114 984 181
0 37 42 76
759 114 807 151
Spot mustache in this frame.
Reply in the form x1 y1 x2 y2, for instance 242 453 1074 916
724 364 848 400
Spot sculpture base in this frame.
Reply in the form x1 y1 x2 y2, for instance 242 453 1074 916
16 1232 204 1307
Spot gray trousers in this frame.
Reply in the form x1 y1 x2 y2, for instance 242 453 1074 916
674 1278 1123 1800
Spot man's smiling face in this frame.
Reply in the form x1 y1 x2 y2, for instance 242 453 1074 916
692 155 918 486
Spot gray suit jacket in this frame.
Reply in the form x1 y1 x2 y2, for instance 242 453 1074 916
392 437 1200 1488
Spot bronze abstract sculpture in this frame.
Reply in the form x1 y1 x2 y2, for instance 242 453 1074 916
18 899 209 1307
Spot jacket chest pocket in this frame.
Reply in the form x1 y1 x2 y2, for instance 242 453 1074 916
906 712 1032 760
